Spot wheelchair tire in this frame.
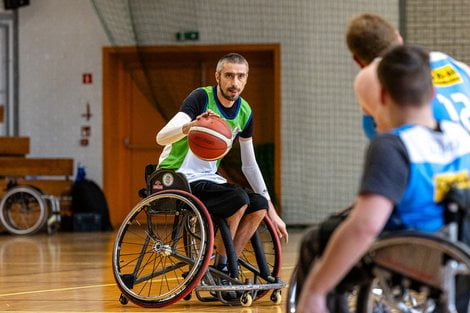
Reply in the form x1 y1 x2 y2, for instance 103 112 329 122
112 190 214 308
0 185 48 235
355 232 470 313
238 216 282 300
285 265 299 313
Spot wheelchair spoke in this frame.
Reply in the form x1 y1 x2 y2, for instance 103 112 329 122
119 250 155 270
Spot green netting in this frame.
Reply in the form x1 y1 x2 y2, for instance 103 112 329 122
90 0 400 225
405 0 470 65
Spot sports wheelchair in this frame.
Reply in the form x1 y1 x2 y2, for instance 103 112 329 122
286 186 470 313
112 166 286 307
0 181 61 235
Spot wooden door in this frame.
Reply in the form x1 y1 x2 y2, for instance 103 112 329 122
103 45 281 227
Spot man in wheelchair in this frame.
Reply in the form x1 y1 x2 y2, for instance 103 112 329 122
295 45 470 313
155 53 288 279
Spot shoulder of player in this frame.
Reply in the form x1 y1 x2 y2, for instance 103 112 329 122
354 61 379 89
180 88 210 119
354 62 380 113
192 87 210 100
430 51 470 77
368 133 408 161
430 51 450 62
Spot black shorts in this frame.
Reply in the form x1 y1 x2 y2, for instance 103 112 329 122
190 180 268 219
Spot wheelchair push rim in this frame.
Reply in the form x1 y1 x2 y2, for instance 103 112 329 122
112 189 214 307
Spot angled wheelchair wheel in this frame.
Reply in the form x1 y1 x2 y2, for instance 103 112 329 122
286 265 299 313
0 185 48 235
356 277 440 313
356 232 470 313
286 265 360 313
238 216 282 300
112 190 214 307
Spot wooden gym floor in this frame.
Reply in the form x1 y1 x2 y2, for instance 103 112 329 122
0 229 303 313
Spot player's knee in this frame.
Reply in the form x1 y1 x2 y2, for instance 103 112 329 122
231 188 250 209
250 193 269 211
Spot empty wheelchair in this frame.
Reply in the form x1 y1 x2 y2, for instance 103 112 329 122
0 183 61 235
112 166 285 307
286 186 470 313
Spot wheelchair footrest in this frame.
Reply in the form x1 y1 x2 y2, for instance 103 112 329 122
195 281 286 292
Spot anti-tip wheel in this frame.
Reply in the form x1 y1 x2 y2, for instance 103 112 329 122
119 294 128 305
240 292 253 307
271 289 282 304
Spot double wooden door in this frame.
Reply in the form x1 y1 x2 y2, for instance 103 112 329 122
102 44 280 226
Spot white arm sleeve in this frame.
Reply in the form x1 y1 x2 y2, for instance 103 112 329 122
240 138 271 200
156 112 192 146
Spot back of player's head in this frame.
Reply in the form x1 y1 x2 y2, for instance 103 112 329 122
378 44 433 107
216 53 249 73
346 13 401 66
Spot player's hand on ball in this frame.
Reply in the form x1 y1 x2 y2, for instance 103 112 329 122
183 110 221 135
197 109 220 120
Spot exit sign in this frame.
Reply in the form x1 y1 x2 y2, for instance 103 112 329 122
176 31 199 41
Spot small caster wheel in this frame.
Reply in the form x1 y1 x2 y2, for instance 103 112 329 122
119 294 128 305
240 292 253 307
271 289 282 304
184 292 192 301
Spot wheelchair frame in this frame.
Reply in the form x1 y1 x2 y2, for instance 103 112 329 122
286 187 470 313
112 167 286 307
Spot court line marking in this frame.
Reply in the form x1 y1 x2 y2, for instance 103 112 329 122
0 265 295 298
0 283 117 298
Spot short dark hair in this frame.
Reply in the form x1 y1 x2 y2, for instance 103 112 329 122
216 53 249 73
378 45 433 107
346 13 401 66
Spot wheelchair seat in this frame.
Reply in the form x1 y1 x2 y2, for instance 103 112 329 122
138 166 191 198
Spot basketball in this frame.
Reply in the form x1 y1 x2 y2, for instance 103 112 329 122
188 115 232 161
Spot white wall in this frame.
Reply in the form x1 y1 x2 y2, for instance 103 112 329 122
8 0 398 224
17 0 108 184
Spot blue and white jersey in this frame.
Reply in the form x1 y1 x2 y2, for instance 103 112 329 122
361 52 470 139
390 121 470 231
360 121 470 233
431 52 470 133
